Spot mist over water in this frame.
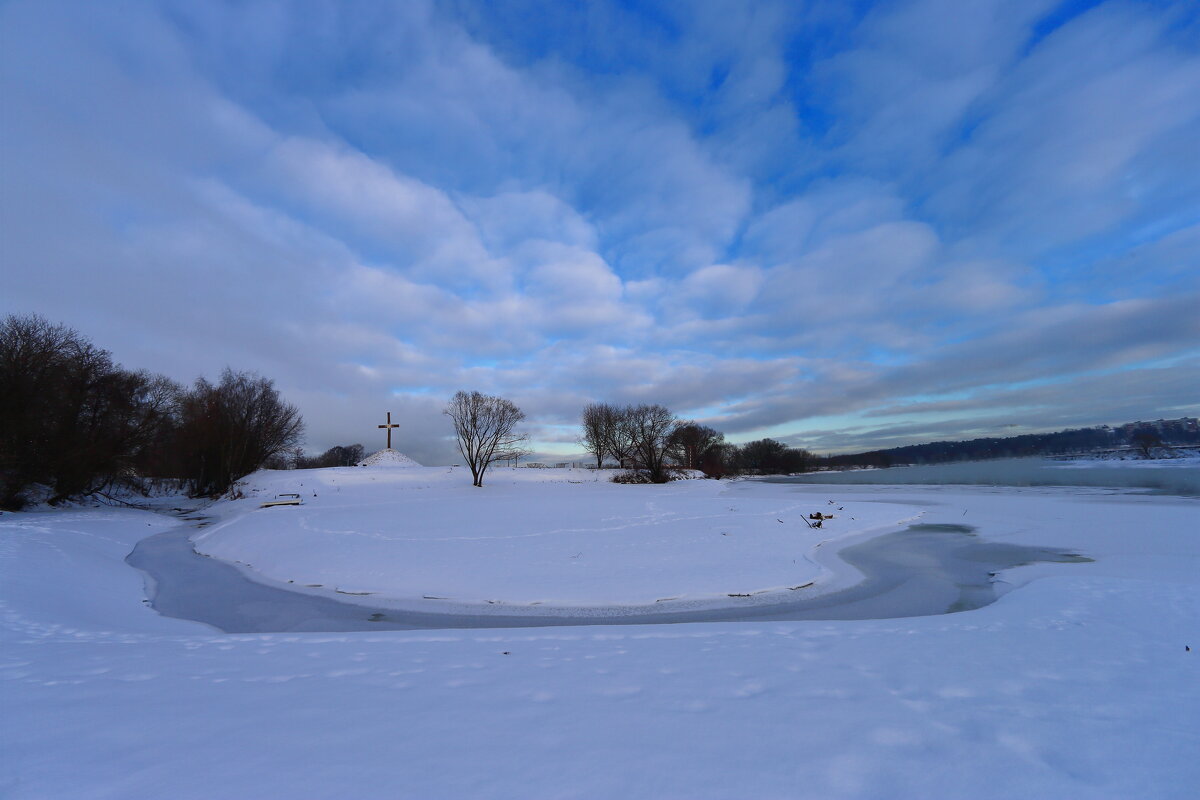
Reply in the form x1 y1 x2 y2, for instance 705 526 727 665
773 457 1200 496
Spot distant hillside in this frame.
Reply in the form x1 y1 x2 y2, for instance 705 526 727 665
824 417 1200 469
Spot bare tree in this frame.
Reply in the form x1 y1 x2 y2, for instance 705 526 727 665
738 438 788 474
1131 429 1163 459
580 402 611 468
699 442 737 479
604 403 637 468
1 315 307 505
734 438 814 475
779 446 815 474
341 443 365 466
445 390 529 487
175 369 304 496
0 314 178 508
297 443 365 469
624 404 678 483
665 422 724 470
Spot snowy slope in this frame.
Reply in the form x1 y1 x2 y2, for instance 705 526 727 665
357 447 422 467
2 477 1199 799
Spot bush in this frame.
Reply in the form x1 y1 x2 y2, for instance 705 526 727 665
0 315 176 508
294 443 365 469
611 470 657 484
1 315 307 506
666 423 724 470
733 438 815 475
173 369 304 497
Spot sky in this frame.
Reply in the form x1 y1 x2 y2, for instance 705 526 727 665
2 0 1198 465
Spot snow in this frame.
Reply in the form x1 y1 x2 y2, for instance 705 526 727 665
789 456 1200 496
1050 448 1200 467
356 447 422 467
192 467 916 612
3 466 1199 798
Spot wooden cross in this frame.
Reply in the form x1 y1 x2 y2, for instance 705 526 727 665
377 411 400 449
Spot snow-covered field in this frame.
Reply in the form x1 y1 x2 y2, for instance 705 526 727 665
192 466 919 614
3 462 1199 798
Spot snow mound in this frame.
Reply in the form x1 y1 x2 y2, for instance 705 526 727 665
357 448 422 467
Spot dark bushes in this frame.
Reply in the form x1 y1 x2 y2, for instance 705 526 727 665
0 315 176 508
1 314 304 508
736 438 814 475
577 401 817 481
580 402 679 483
666 423 724 472
173 369 304 497
295 443 364 469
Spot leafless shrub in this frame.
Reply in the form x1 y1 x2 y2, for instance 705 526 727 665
174 369 304 497
610 470 654 484
0 314 178 508
666 422 724 471
623 404 678 483
295 443 365 469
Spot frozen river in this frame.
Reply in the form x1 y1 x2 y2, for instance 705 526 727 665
127 516 1090 633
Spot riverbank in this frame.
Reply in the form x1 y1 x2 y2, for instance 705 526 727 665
780 455 1200 495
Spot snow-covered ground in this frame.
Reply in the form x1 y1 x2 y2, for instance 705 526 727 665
3 465 1199 798
356 447 422 467
791 455 1200 496
192 466 918 614
1051 448 1200 467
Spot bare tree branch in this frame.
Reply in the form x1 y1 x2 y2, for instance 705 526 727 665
444 390 529 487
624 404 678 483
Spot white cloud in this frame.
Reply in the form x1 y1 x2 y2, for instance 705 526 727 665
759 220 940 329
461 190 598 252
2 0 1196 459
926 2 1200 255
742 179 909 265
678 264 764 317
817 0 1052 173
261 137 508 291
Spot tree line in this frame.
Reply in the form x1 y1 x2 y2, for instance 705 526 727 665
579 402 815 482
283 443 365 470
1 314 303 509
823 419 1200 469
438 393 821 488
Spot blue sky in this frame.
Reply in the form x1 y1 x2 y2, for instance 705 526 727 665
2 0 1198 464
